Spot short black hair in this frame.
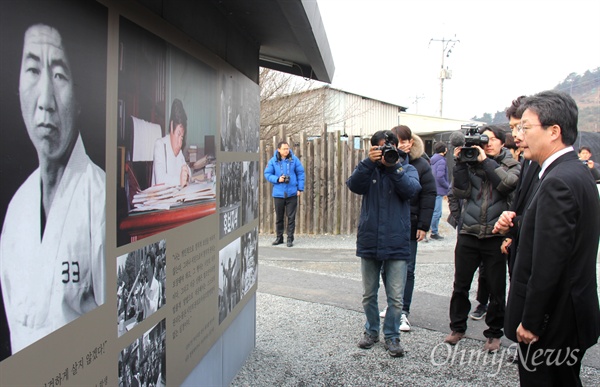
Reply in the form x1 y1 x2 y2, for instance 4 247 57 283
480 125 506 144
434 142 447 154
504 133 517 150
520 91 578 146
146 251 156 270
370 130 398 147
505 95 527 120
169 98 187 132
579 146 592 154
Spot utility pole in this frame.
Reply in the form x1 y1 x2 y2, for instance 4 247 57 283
411 94 424 114
429 37 459 117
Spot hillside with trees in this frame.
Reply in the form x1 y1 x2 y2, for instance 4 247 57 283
472 67 600 132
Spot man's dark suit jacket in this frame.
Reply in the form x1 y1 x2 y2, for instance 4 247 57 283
505 151 600 351
506 159 541 273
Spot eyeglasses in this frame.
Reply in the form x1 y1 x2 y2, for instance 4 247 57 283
517 124 545 133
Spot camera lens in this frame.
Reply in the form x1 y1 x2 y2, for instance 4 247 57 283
383 148 399 164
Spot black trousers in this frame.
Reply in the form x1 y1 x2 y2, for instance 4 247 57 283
449 234 506 338
476 262 489 305
274 196 298 239
517 343 584 386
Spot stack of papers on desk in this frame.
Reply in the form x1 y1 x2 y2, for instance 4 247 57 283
131 181 216 212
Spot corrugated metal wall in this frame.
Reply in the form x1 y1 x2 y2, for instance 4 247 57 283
325 89 400 138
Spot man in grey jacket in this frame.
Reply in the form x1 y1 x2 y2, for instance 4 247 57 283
444 125 520 353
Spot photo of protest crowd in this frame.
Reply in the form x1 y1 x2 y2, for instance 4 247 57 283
118 320 166 387
117 240 167 337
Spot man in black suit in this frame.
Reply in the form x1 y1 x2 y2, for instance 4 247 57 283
504 91 600 386
495 96 541 276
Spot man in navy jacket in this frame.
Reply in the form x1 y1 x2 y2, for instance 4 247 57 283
347 130 421 357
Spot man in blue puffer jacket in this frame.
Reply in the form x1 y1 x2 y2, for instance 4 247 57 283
264 141 305 247
347 130 421 357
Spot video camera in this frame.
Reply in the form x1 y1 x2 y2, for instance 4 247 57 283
376 134 403 165
458 124 489 163
281 174 290 183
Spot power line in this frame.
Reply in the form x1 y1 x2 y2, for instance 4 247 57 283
429 37 459 117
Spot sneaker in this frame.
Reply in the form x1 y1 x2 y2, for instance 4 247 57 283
384 338 405 357
272 237 284 246
357 332 379 349
484 337 501 353
444 331 465 345
469 304 488 320
379 307 387 318
400 313 411 332
430 233 444 240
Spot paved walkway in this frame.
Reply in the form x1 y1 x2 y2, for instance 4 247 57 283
231 231 600 386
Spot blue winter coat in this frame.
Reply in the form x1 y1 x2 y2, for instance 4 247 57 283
430 153 450 196
346 158 421 260
264 149 305 198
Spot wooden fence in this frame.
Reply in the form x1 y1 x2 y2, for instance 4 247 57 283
259 128 371 235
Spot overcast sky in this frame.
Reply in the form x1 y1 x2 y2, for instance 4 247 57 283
316 0 600 120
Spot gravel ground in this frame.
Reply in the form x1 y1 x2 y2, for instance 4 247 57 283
232 293 600 386
230 229 600 386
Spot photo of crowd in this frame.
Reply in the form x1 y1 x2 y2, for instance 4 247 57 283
117 240 167 337
218 238 242 324
118 319 166 387
241 228 258 296
241 161 259 226
218 229 258 325
219 162 242 238
219 162 242 210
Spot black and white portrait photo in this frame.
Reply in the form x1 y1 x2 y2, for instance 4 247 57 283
219 162 242 238
118 319 167 387
241 161 259 226
0 0 107 360
218 237 242 324
117 240 167 337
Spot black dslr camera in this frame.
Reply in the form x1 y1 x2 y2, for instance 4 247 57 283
281 174 290 183
458 125 489 163
376 135 403 164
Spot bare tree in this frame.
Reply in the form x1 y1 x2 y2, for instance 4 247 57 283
260 68 328 141
260 68 380 145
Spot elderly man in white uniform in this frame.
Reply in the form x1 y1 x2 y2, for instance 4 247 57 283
152 98 191 188
0 24 105 354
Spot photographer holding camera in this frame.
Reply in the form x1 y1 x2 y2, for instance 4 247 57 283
347 130 421 357
578 146 600 182
264 140 305 247
444 125 520 353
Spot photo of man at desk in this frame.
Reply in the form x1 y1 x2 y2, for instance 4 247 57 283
116 18 222 246
152 99 191 188
0 8 107 357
